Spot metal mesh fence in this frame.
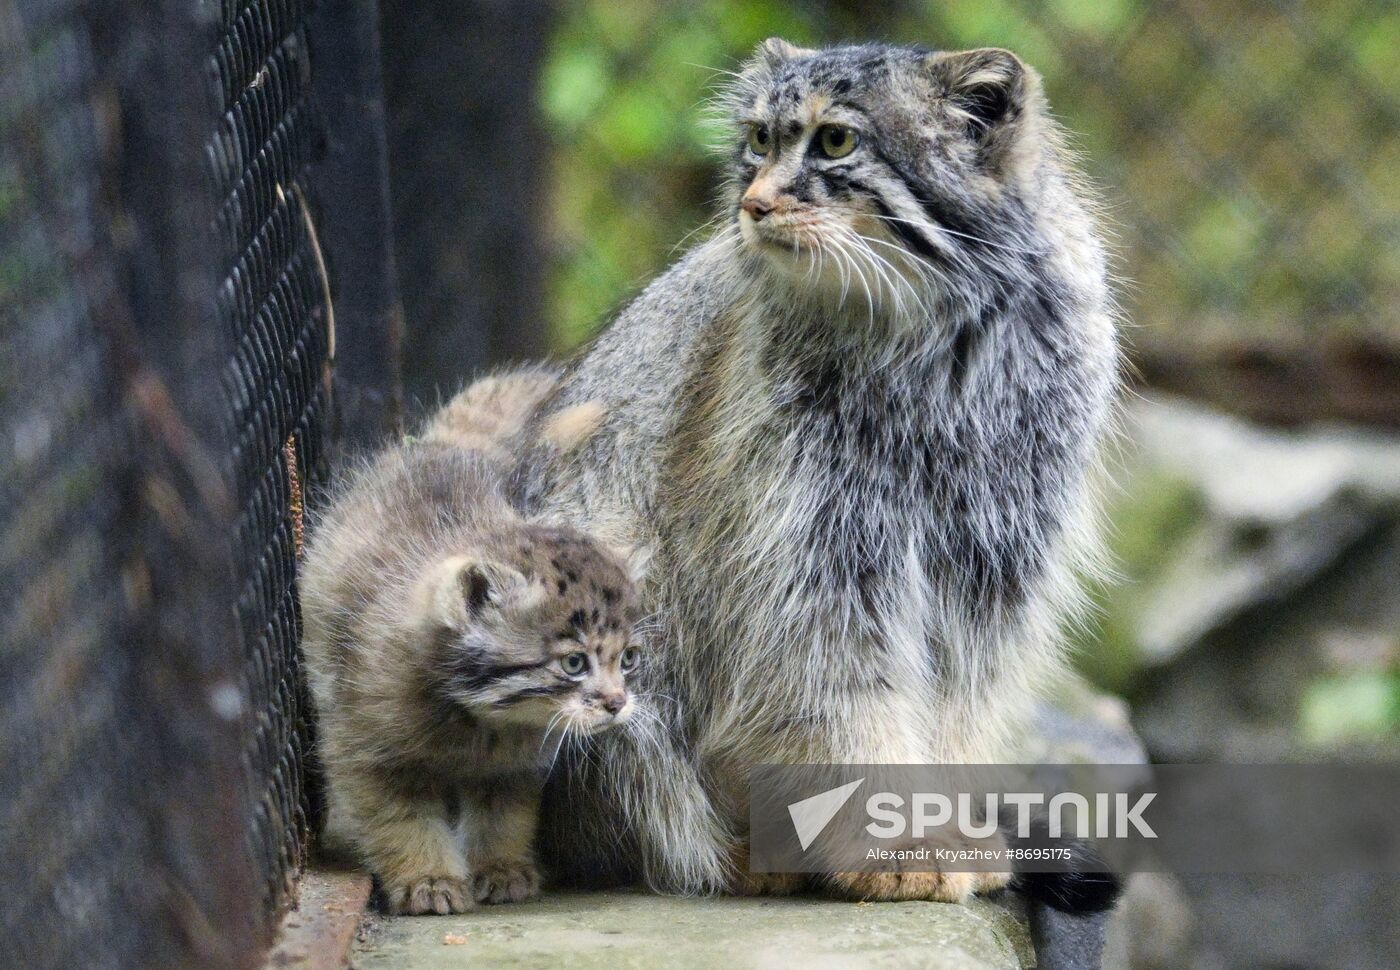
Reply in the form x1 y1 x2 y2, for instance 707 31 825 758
0 5 149 967
0 1 398 967
211 0 327 920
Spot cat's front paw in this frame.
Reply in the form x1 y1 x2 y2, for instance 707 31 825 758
384 876 474 915
823 868 965 902
822 828 1013 903
471 859 541 904
822 866 1011 903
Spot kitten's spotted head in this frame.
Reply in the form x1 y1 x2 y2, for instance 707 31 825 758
718 40 1054 320
419 525 645 735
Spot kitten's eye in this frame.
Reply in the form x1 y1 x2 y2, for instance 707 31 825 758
619 646 640 673
561 653 589 677
746 123 772 157
817 125 858 159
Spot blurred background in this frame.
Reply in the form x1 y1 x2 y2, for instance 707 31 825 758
4 1 1398 969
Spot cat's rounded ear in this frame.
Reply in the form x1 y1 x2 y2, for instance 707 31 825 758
753 37 813 69
923 48 1042 156
421 554 535 629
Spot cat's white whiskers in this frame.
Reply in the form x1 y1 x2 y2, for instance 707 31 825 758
844 230 935 324
868 213 1047 257
844 229 911 321
830 232 877 326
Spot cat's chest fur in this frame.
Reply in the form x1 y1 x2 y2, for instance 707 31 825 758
663 330 959 706
657 299 1091 743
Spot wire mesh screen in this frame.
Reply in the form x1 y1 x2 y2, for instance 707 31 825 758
0 0 390 965
210 0 327 921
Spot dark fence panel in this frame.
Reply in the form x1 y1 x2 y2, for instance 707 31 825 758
1 3 261 968
0 1 400 967
307 0 403 451
379 0 553 414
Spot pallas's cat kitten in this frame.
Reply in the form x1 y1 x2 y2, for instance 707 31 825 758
301 437 642 915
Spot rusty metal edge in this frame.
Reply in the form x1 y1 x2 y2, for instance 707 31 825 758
263 867 374 970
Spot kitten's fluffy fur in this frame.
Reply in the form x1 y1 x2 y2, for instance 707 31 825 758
301 436 641 914
424 365 563 460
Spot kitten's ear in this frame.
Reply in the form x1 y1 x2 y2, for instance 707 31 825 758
420 555 533 629
753 37 812 69
924 48 1039 151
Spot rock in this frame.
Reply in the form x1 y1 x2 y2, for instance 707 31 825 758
1026 677 1149 766
1102 873 1196 970
1132 516 1400 762
1077 395 1400 968
1082 394 1400 676
1127 397 1400 522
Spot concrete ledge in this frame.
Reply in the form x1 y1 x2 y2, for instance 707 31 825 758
351 889 1035 969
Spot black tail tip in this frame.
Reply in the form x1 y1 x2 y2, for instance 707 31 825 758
1011 867 1123 914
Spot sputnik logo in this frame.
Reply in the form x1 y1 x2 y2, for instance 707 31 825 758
787 778 864 850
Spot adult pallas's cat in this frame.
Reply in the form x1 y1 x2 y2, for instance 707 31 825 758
494 40 1119 911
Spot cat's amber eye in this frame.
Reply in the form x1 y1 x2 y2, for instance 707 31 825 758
746 123 772 157
619 646 640 673
817 125 859 159
561 652 589 677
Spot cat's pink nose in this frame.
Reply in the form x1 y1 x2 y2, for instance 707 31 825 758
601 693 627 715
741 196 774 220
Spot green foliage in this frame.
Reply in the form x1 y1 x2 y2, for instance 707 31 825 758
541 0 816 348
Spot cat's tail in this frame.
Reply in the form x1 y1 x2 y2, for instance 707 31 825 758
1005 816 1123 914
423 365 561 455
1010 855 1121 914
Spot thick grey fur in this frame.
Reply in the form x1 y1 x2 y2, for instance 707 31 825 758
512 40 1121 896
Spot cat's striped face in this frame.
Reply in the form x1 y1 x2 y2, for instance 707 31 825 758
721 40 1041 317
428 529 644 736
452 618 640 735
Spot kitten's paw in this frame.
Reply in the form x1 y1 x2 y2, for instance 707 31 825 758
471 860 541 905
385 876 474 915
